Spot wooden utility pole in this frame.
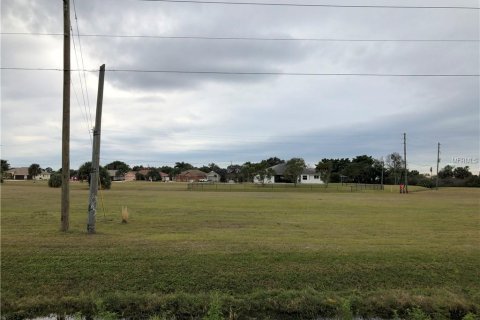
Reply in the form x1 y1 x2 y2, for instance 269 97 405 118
61 0 71 232
436 142 440 190
381 158 384 190
87 65 105 234
403 133 408 193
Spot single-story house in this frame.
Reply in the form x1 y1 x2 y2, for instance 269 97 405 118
124 171 136 181
253 163 323 184
107 170 125 181
159 172 170 181
34 170 51 180
6 167 31 180
207 171 220 183
133 169 170 181
176 169 208 182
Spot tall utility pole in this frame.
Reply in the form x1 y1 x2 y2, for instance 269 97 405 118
61 0 71 232
403 133 408 193
381 157 384 190
436 142 441 190
87 64 106 234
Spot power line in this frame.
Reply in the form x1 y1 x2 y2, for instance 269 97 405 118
2 32 478 42
2 67 479 77
71 79 93 145
140 0 480 10
70 25 92 129
71 0 93 126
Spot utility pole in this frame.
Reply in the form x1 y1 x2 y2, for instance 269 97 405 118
61 0 71 232
381 157 384 190
436 142 440 190
403 133 408 193
87 64 106 234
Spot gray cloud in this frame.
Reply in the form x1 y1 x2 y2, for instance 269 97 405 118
1 0 478 172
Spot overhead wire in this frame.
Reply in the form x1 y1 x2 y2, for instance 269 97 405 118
71 0 93 126
139 0 480 10
71 78 93 145
2 32 478 43
70 25 93 131
1 67 478 77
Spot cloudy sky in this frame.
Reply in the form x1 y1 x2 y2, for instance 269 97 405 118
1 0 479 172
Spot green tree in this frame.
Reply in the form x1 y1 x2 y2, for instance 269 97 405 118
77 162 111 189
264 157 284 167
175 162 194 171
240 162 257 183
316 160 333 187
386 152 404 184
135 172 146 181
1 159 10 173
453 166 472 179
48 173 62 188
438 165 454 179
284 158 306 186
1 159 10 182
254 162 270 185
227 164 242 182
44 167 53 173
105 160 131 176
319 158 350 182
28 163 42 181
146 168 161 181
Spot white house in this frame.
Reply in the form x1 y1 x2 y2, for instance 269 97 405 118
254 163 324 184
34 170 52 180
207 171 221 182
299 167 323 184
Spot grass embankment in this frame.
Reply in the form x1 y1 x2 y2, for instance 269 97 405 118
1 181 479 319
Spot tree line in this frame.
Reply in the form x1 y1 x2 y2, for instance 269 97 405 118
1 156 478 188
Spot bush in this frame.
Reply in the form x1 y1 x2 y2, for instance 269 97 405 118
465 176 480 188
99 166 111 190
48 173 62 188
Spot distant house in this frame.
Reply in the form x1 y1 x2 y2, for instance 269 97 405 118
124 171 136 181
6 167 31 180
137 169 150 178
133 169 170 181
159 172 170 182
176 169 208 182
207 171 220 183
34 170 51 180
107 170 125 181
253 163 323 184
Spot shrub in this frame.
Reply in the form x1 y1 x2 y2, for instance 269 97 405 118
465 176 480 188
407 307 431 320
48 173 62 188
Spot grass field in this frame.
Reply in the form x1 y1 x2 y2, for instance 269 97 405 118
1 181 479 319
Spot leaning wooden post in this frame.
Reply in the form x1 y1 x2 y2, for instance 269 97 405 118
87 64 105 234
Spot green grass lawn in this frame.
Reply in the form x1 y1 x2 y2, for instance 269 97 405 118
1 181 479 319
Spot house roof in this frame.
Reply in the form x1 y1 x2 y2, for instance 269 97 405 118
269 163 317 175
179 169 207 177
7 167 29 176
270 163 287 175
207 171 219 176
136 169 168 177
137 169 150 175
